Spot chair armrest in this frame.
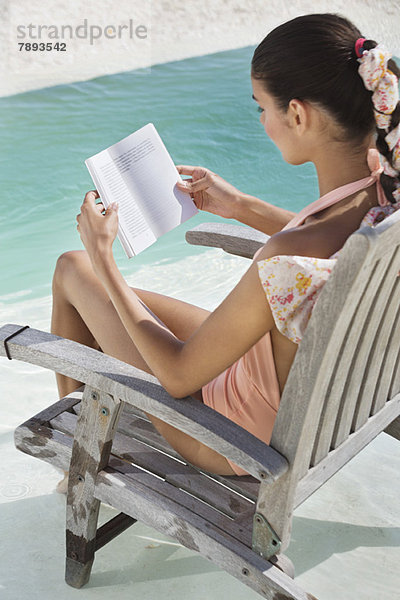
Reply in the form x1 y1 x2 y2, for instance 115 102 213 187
185 223 269 259
1 324 288 482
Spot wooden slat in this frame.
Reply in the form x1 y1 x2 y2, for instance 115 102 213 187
255 230 373 550
105 457 254 547
332 249 400 448
39 390 260 503
294 392 400 507
21 390 82 426
70 395 260 500
95 513 137 552
72 398 184 459
13 388 82 469
95 467 311 600
309 258 381 467
185 222 269 259
111 404 261 501
17 407 255 549
0 323 288 483
388 344 400 400
313 257 386 460
50 411 254 520
358 277 400 422
311 217 400 463
198 471 259 503
384 415 400 440
255 212 400 550
15 421 73 471
117 410 184 459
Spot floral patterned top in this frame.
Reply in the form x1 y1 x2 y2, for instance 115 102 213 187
257 200 400 344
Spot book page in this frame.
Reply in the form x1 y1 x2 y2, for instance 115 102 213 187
85 123 197 257
104 123 197 238
86 150 156 256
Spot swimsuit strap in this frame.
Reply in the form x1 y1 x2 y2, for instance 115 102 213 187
282 148 387 231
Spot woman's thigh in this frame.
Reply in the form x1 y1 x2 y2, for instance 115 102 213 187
56 250 211 377
54 250 237 475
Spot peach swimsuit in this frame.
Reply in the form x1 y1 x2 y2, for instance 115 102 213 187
202 149 400 476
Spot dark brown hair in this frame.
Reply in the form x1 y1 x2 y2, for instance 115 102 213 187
251 13 400 204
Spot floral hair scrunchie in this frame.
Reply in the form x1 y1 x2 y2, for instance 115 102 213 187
356 42 400 202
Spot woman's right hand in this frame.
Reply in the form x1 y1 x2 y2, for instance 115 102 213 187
175 165 242 219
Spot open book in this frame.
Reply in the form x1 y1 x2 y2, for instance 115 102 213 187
85 123 198 257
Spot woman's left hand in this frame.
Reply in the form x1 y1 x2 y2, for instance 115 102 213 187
76 190 119 268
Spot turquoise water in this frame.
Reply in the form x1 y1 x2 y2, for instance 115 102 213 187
0 46 318 308
1 49 400 600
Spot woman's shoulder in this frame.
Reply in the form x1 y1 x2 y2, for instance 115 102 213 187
253 228 338 344
254 220 338 262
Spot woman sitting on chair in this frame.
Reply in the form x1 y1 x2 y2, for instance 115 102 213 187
52 13 400 484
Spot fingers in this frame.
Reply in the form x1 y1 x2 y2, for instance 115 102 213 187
176 165 195 175
105 202 119 215
83 190 99 205
177 174 209 194
176 165 208 177
77 191 101 229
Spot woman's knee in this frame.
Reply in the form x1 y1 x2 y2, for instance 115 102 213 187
52 250 91 293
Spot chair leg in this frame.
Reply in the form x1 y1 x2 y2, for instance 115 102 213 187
65 385 122 588
269 553 295 579
384 415 400 440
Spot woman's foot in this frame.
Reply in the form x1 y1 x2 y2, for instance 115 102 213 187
56 470 69 494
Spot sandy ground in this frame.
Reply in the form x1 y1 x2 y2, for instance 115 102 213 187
1 0 400 97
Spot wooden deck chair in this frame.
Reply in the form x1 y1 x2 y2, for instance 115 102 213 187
2 208 400 600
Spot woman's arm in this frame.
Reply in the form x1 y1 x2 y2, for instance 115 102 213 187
176 165 295 236
233 192 295 235
96 251 273 398
76 191 276 398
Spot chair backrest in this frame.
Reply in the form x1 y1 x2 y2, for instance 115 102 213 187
271 208 400 491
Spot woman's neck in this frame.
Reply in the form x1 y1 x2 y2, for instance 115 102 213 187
313 141 374 198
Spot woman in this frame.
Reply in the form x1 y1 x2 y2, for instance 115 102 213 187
52 13 400 483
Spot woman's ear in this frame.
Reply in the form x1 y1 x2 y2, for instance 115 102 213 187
287 99 309 134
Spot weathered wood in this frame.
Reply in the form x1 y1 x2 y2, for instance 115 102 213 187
0 323 288 483
185 222 269 259
355 274 400 425
95 467 312 600
50 410 254 520
72 394 261 500
389 345 400 399
309 258 382 467
95 513 137 552
14 421 72 471
92 402 261 501
13 388 81 470
255 210 400 551
65 385 122 588
295 393 400 507
113 410 261 506
310 248 398 464
384 415 400 441
105 457 255 548
255 230 372 551
331 248 400 448
16 399 256 549
371 295 400 414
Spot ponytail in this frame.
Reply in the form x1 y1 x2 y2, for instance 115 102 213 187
251 14 400 204
355 39 400 204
